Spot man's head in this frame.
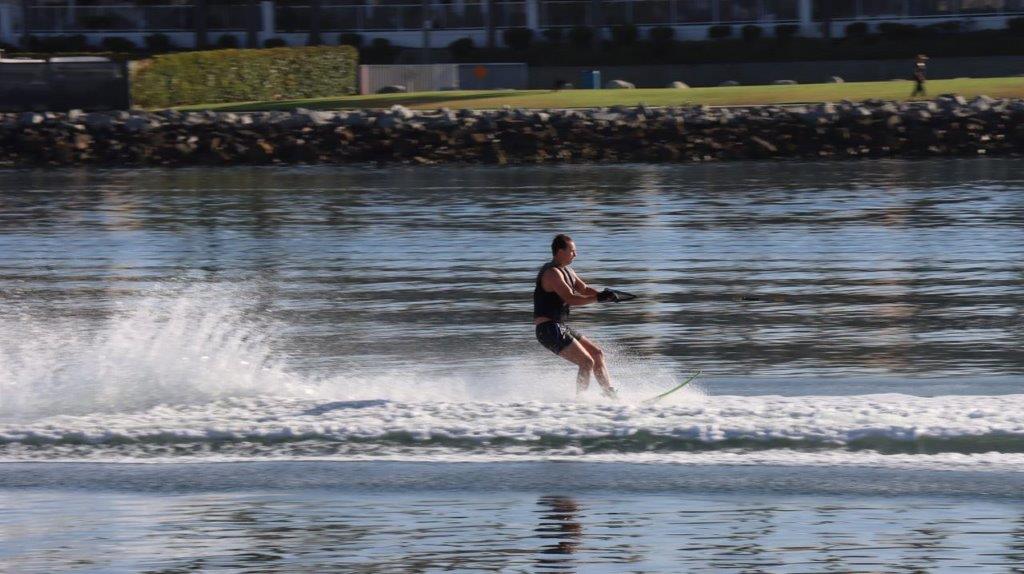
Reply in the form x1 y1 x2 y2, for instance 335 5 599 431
551 234 576 265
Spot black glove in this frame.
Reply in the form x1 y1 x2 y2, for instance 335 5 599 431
597 288 619 303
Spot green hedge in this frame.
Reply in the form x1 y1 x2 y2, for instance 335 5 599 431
132 45 357 108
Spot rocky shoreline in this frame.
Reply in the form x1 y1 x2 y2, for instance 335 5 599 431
5 95 1023 166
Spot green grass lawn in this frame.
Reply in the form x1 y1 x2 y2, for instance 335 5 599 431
173 77 1024 112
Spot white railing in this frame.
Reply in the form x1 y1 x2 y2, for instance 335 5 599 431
275 2 526 31
814 0 1024 19
21 0 1024 34
540 0 798 26
27 5 250 32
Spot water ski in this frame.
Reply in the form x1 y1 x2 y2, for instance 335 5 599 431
641 370 702 404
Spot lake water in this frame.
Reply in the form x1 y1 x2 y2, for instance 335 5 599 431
1 160 1023 572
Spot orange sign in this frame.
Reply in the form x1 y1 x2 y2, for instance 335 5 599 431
473 65 488 80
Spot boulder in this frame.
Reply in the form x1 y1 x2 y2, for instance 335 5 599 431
970 94 995 112
344 111 369 127
390 105 415 119
748 136 777 153
377 85 407 94
123 116 156 132
375 115 401 130
18 112 44 127
306 110 337 126
719 80 740 87
667 81 689 89
84 113 114 130
604 79 635 89
772 79 798 85
937 94 968 108
846 106 873 118
904 108 932 121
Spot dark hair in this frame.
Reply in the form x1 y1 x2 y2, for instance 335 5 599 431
551 234 573 256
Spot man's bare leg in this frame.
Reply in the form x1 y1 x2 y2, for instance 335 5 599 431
577 336 616 397
558 339 595 395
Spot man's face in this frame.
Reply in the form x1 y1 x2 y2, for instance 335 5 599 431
557 241 577 264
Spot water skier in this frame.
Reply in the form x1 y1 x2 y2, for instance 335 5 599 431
534 234 621 399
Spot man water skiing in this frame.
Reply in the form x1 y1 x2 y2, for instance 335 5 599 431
534 234 621 398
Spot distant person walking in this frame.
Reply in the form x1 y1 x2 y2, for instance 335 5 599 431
911 54 928 98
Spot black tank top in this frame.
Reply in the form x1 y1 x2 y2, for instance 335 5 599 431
534 261 571 323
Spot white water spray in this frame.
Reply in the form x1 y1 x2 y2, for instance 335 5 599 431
0 286 304 417
0 285 703 419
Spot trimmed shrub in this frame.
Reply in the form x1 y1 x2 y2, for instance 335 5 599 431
144 33 173 52
774 24 799 39
448 37 475 60
611 24 638 45
542 28 563 44
845 21 868 37
741 24 762 41
80 13 127 29
925 20 962 34
263 37 287 48
338 33 363 48
569 26 594 47
1009 16 1024 35
215 34 239 49
362 37 398 64
649 26 675 44
502 27 534 50
100 36 136 52
708 25 732 39
131 45 358 108
28 34 89 52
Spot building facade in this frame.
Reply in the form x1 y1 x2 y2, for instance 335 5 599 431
1 0 1021 48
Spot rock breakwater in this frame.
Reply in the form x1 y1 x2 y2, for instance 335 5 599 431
4 96 1023 167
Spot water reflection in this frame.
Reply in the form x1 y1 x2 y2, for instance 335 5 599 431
535 495 583 570
5 489 1024 573
1 161 1023 380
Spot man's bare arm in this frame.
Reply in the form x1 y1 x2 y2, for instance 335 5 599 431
545 269 597 306
570 270 599 297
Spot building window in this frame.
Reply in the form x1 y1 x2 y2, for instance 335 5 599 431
812 0 857 19
764 0 798 19
960 0 1005 12
677 0 714 22
720 0 760 21
907 0 957 15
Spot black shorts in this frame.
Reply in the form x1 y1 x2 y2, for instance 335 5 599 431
535 321 580 355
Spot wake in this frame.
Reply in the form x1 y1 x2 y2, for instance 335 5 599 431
0 286 700 418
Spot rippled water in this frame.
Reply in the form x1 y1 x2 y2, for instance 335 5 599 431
2 160 1022 384
1 160 1023 572
3 464 1024 573
6 489 1024 573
